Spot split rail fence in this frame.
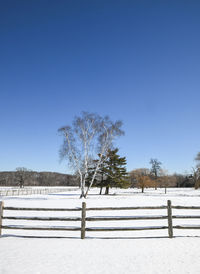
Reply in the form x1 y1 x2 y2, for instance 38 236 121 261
0 187 77 197
0 200 200 239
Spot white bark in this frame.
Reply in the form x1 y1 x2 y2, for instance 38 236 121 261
58 112 124 198
84 124 115 197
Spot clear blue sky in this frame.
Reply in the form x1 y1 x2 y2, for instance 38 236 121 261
0 0 200 174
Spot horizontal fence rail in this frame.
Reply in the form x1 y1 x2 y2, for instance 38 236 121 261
3 217 82 221
86 206 167 211
85 226 169 232
3 207 81 211
0 200 200 239
86 216 168 221
1 225 81 231
172 206 200 209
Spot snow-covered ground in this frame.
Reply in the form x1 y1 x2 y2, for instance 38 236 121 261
0 187 200 274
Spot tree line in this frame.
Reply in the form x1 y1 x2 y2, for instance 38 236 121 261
130 159 194 194
0 170 78 187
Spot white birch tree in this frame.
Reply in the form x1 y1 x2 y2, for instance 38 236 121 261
58 112 124 198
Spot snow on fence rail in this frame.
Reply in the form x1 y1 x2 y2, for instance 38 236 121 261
0 187 77 197
0 200 200 239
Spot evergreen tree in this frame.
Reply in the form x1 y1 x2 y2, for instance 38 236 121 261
86 158 107 194
88 148 130 195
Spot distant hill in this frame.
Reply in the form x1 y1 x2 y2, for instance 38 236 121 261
0 171 79 187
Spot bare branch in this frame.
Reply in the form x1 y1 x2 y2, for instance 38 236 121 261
58 112 124 198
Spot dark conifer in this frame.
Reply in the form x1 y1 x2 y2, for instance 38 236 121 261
88 148 130 195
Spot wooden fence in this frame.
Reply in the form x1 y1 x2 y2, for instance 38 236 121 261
0 200 200 239
0 187 77 197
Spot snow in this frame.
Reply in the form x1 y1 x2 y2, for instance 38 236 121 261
0 187 200 273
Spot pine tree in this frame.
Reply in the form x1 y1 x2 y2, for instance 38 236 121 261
86 148 130 195
86 158 107 194
99 148 129 195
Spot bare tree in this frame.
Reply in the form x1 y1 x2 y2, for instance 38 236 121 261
193 152 200 189
195 152 200 168
16 167 31 188
191 168 200 190
149 158 162 190
138 176 152 193
58 112 124 198
129 168 152 192
158 169 170 194
173 173 186 187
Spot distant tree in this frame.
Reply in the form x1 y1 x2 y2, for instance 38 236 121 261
15 167 31 188
149 158 162 190
0 171 77 187
129 168 150 188
172 173 186 187
149 159 162 178
195 152 200 168
138 176 152 193
58 112 124 198
191 167 200 190
0 176 7 186
130 168 152 193
193 152 200 189
158 169 170 194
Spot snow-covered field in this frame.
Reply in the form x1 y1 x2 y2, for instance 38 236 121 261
1 188 200 274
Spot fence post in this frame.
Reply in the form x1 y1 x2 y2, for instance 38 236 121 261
167 200 173 238
0 201 4 236
81 202 86 239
